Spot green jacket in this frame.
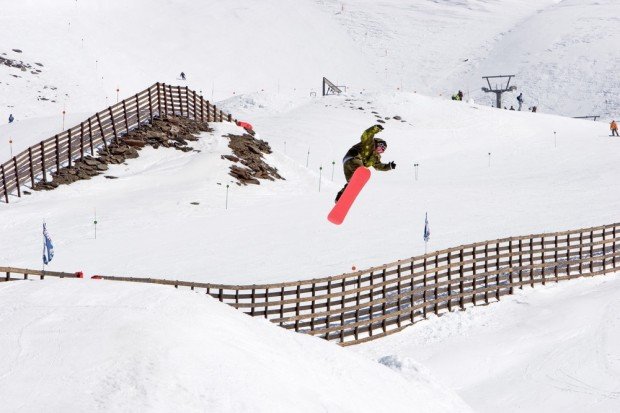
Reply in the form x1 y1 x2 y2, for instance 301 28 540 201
343 125 391 171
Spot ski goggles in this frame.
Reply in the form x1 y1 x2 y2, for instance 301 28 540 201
375 144 386 153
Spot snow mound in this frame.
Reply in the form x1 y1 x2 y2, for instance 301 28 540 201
0 279 470 412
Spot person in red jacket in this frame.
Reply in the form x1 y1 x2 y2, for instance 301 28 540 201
610 120 618 137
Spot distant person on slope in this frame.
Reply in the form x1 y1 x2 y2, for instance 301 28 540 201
335 124 395 202
180 72 186 81
451 91 463 101
8 113 14 123
611 120 619 137
517 93 524 111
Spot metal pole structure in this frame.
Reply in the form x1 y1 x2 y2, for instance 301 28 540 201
226 184 229 210
319 166 322 192
331 161 335 181
306 148 310 168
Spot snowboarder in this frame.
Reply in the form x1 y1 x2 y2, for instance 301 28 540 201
335 124 396 202
180 72 186 80
517 93 523 111
8 114 14 123
611 120 619 137
451 91 463 101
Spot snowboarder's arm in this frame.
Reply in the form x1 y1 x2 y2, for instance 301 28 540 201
359 125 383 166
372 162 392 171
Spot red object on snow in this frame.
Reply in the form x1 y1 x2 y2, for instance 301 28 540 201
75 271 84 278
236 121 253 131
91 275 103 280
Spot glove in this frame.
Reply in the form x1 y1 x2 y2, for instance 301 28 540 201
389 161 396 170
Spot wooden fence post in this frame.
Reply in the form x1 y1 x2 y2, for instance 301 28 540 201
13 157 20 197
434 256 439 314
156 83 162 118
96 113 107 150
589 230 594 273
459 248 465 309
1 164 8 203
484 243 489 304
381 269 387 333
88 118 95 155
122 100 129 134
67 129 72 168
200 95 204 122
472 245 477 305
80 123 85 160
310 283 316 331
177 86 183 117
421 257 427 318
162 83 168 117
40 141 47 183
28 147 34 187
294 285 300 332
108 107 118 144
495 242 501 299
508 240 514 295
447 251 452 312
614 225 617 269
135 94 141 126
354 276 361 340
55 135 60 172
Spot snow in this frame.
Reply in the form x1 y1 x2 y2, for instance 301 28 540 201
1 0 620 411
355 273 620 412
0 279 471 413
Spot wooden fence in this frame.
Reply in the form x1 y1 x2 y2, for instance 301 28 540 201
1 267 82 281
6 222 607 346
0 83 235 203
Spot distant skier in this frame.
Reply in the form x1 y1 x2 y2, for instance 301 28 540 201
517 93 523 111
335 124 395 202
611 120 619 137
531 106 537 113
8 114 14 123
451 90 463 101
180 72 186 81
458 90 463 101
509 106 515 111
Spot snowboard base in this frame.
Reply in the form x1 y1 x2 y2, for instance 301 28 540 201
328 167 371 225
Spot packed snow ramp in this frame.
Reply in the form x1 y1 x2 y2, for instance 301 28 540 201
0 83 235 203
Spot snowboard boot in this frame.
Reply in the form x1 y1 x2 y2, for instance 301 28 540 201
335 184 348 203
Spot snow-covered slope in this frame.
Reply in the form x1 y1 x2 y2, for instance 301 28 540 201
2 0 620 411
2 93 619 283
356 273 620 413
0 278 471 413
316 0 620 117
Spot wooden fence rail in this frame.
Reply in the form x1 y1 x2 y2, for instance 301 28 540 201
0 83 235 203
1 267 82 281
5 223 618 346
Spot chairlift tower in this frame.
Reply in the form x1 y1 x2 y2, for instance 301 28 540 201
481 75 517 108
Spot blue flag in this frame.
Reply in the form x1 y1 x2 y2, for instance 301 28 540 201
423 213 430 242
43 223 54 265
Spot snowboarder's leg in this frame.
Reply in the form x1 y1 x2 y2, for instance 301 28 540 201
336 158 363 202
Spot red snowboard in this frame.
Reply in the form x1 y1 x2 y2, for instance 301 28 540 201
328 167 371 225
